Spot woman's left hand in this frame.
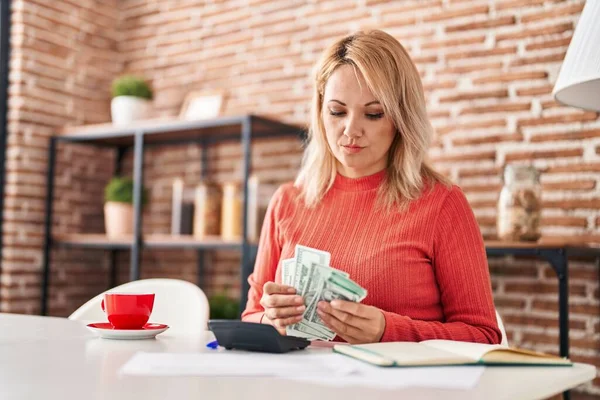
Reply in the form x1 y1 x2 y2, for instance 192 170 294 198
317 300 386 344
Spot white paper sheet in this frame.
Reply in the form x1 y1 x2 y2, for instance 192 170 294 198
120 351 484 390
287 354 484 390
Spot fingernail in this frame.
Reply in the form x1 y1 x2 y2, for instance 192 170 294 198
317 309 324 317
317 302 326 311
287 287 296 294
297 305 305 312
295 315 303 321
330 300 340 308
295 297 303 304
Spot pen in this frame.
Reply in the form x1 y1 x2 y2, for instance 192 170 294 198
206 340 219 349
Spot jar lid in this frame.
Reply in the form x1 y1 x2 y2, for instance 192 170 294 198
502 164 540 184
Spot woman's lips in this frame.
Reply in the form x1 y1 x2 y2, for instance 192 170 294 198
342 145 363 154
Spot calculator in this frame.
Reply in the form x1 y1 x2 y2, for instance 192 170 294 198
208 320 311 353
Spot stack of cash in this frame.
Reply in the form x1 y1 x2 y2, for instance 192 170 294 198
281 244 367 341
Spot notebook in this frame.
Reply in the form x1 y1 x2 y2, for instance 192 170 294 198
333 340 572 367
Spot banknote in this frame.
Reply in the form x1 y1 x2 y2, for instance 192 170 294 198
282 245 367 341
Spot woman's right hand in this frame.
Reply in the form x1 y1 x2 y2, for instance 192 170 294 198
260 282 305 335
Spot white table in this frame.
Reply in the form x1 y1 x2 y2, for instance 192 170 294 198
0 313 595 400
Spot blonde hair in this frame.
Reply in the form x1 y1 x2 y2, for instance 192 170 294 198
295 29 450 210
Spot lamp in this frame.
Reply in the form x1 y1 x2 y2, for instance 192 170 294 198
552 0 600 111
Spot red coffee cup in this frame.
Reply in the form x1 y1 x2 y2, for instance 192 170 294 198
101 293 155 329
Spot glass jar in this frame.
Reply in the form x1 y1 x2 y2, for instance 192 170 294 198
221 181 243 240
497 165 542 241
193 181 222 239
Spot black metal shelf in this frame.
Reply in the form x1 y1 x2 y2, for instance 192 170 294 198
52 233 261 251
42 114 302 316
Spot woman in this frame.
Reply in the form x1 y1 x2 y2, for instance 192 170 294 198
241 30 501 345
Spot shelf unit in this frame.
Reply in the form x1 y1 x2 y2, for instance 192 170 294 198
41 115 302 316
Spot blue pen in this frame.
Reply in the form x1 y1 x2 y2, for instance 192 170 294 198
206 340 219 349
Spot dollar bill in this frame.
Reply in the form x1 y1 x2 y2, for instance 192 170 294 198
281 258 295 286
282 244 368 341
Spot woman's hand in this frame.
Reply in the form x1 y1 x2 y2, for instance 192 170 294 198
317 300 386 344
260 282 305 335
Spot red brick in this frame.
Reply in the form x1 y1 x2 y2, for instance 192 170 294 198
436 119 506 135
439 61 503 75
505 281 587 297
459 102 531 115
541 100 563 110
445 16 516 33
495 0 562 11
446 45 517 60
473 70 547 84
373 0 442 13
452 133 522 146
431 150 496 163
497 22 573 42
544 199 600 210
526 37 572 51
517 112 599 128
423 80 457 91
502 313 586 330
421 35 486 50
458 166 502 178
520 332 558 346
488 263 538 277
520 3 585 23
423 5 489 23
493 297 527 309
460 183 503 193
515 84 553 97
542 180 596 192
545 163 600 174
505 148 582 162
510 51 566 67
541 216 588 229
439 89 508 103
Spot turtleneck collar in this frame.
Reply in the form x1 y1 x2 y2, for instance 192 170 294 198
332 169 386 192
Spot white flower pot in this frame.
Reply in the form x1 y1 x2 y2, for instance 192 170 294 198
104 202 134 237
111 96 152 125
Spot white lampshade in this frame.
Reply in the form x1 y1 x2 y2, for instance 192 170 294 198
552 0 600 111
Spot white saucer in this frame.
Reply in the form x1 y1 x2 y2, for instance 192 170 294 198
87 322 169 340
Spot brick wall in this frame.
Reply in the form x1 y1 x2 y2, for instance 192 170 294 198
1 0 599 397
1 0 122 315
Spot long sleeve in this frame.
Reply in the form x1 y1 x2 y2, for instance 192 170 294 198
241 186 285 323
380 186 501 344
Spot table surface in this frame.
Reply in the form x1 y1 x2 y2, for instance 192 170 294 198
0 313 595 400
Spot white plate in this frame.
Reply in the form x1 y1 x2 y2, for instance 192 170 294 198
87 322 169 340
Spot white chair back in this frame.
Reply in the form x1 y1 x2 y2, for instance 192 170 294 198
496 309 509 347
69 278 209 335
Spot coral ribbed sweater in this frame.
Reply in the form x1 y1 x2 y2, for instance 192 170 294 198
242 170 501 344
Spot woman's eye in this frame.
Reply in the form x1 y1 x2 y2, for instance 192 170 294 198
366 112 384 120
329 110 345 117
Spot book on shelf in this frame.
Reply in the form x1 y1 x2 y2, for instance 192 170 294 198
171 178 195 235
333 340 572 368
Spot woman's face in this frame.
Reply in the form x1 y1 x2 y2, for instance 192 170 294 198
322 64 396 179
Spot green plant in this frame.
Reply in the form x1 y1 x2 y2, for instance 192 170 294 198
209 292 239 320
111 75 153 100
104 176 148 205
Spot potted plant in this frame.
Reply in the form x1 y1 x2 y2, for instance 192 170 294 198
209 291 239 320
104 177 148 237
111 75 153 125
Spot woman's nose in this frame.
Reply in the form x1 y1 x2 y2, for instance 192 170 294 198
343 115 364 138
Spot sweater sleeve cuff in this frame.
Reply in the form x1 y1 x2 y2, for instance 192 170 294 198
241 311 265 324
380 310 409 342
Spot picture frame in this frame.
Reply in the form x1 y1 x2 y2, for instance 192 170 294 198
179 89 225 121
